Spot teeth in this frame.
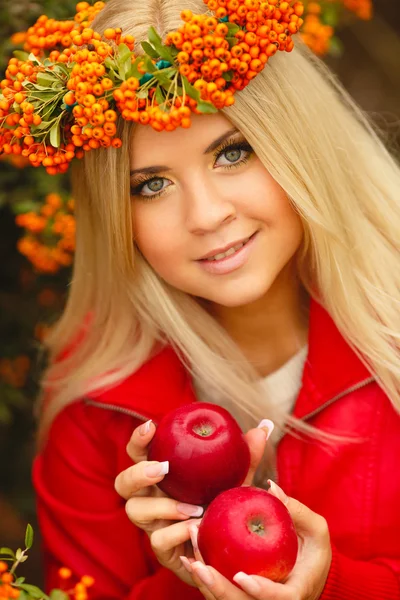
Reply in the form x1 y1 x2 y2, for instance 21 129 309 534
209 239 248 261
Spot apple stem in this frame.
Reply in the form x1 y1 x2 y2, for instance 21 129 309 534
193 423 215 437
249 520 265 536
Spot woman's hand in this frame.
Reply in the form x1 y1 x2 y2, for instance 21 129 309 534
182 481 332 600
114 417 272 587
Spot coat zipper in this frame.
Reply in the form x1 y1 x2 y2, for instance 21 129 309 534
270 375 375 485
83 398 154 424
84 376 375 487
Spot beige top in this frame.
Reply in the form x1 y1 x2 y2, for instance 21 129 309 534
193 344 308 447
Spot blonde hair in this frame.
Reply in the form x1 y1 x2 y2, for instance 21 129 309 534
35 0 400 474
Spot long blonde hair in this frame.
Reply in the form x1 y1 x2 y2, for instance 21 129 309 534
35 0 400 458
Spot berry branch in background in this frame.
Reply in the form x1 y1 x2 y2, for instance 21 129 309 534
0 524 94 599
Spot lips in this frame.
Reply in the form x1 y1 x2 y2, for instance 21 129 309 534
198 233 255 262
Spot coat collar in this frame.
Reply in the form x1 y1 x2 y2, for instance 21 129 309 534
86 297 373 423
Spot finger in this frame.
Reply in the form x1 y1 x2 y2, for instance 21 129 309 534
126 419 155 463
115 460 169 500
189 522 207 563
234 572 293 599
125 496 204 527
191 563 257 600
149 518 202 563
242 420 274 486
268 480 329 540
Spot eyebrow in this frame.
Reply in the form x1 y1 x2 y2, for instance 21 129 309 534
129 127 240 177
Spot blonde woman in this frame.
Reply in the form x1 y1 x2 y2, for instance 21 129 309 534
31 0 400 598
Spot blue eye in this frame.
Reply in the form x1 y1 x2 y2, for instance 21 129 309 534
130 139 254 199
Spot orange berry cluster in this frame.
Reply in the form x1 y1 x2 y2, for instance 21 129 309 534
58 567 95 600
0 355 30 389
15 193 75 274
0 0 305 171
343 0 372 19
0 564 19 599
105 0 304 132
0 17 136 173
14 2 106 57
0 561 94 600
300 1 334 56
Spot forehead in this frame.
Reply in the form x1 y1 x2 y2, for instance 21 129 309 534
129 112 236 165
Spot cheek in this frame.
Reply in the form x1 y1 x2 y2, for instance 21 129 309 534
132 203 183 266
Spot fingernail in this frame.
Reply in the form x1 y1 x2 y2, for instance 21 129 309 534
192 562 215 587
139 419 152 435
189 525 199 552
144 461 169 477
257 419 274 440
177 502 204 517
180 556 193 574
233 572 262 594
268 479 289 505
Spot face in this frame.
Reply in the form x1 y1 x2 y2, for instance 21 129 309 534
130 112 304 308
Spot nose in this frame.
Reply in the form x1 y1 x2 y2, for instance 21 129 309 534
184 173 236 234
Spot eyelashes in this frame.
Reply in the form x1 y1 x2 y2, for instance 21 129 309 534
130 137 254 200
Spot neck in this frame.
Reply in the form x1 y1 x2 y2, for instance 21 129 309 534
206 261 310 377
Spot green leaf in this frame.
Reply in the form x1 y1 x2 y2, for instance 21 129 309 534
328 35 344 58
146 27 175 63
15 548 23 560
37 73 56 87
43 58 55 67
196 100 218 114
117 44 134 79
221 71 233 82
13 50 30 61
141 41 159 59
52 63 70 76
0 547 16 558
28 52 41 64
321 5 339 27
135 88 149 99
118 43 132 62
181 75 201 102
17 592 31 600
25 524 34 549
50 122 61 147
143 56 156 73
227 36 238 48
155 86 165 105
153 71 175 87
50 590 70 600
147 26 163 48
126 56 145 79
18 583 50 599
226 23 240 36
15 577 26 584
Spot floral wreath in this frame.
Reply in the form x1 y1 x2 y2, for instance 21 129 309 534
0 0 305 175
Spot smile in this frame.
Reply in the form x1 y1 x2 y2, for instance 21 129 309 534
197 231 258 275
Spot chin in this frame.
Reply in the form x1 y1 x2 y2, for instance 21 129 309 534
201 280 272 308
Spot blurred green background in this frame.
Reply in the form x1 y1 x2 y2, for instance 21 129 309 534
0 0 399 588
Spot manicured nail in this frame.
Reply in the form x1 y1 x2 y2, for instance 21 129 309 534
180 556 193 574
189 525 199 553
139 419 152 435
144 461 169 477
177 502 204 517
268 479 289 505
192 562 215 587
233 572 262 594
257 419 274 440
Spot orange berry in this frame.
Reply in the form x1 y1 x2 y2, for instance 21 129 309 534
104 28 116 39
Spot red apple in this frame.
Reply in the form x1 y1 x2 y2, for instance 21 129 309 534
197 486 298 584
147 402 250 505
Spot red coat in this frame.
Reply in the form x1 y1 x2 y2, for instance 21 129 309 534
32 298 400 599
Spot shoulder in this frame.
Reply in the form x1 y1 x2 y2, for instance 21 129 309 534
83 343 197 424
